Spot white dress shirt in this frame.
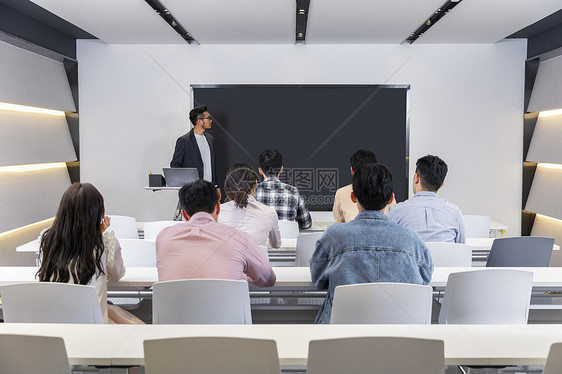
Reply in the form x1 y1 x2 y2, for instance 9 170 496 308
218 196 282 248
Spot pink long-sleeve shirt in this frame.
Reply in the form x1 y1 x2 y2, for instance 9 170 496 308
156 212 275 287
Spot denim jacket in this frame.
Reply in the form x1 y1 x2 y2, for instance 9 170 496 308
309 210 434 324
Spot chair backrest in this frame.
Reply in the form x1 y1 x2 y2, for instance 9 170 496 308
119 238 157 267
543 342 562 374
307 337 444 374
143 220 179 240
0 282 104 323
438 269 533 324
278 220 299 239
152 279 252 324
462 215 491 238
0 334 71 374
295 232 324 266
486 236 554 267
425 242 472 267
310 211 335 223
330 283 433 324
144 337 280 374
107 215 139 239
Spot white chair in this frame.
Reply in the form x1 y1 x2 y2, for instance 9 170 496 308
0 334 71 374
119 238 157 267
152 279 252 324
307 336 444 374
0 282 104 323
543 342 562 374
143 220 179 240
295 232 323 266
438 269 533 324
463 215 491 238
278 220 299 239
330 283 433 324
144 337 280 374
107 215 139 239
425 242 472 267
310 211 336 223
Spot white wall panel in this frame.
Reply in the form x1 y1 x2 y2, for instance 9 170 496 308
526 114 562 164
0 41 75 112
531 215 562 247
0 165 70 232
0 110 77 166
525 165 562 222
528 54 562 113
77 40 525 234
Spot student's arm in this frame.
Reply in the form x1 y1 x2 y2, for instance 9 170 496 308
456 211 466 244
103 231 126 281
244 236 276 287
296 194 312 229
309 233 331 290
268 212 282 249
332 190 345 223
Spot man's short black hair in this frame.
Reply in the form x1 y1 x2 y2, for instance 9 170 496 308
178 179 218 216
258 149 283 177
189 105 208 126
350 150 378 172
352 163 394 211
415 155 448 192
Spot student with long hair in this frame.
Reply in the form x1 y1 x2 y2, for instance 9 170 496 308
37 182 142 324
219 164 281 248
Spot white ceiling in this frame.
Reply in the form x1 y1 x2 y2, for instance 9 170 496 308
29 0 562 44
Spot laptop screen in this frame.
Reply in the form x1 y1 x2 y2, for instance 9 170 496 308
162 168 200 187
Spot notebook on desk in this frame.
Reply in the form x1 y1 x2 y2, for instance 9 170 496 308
162 168 199 187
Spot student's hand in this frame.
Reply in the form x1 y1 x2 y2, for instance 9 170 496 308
101 216 111 233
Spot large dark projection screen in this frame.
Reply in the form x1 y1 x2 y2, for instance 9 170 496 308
193 85 409 210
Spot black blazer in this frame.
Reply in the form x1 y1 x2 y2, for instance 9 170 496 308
170 129 217 183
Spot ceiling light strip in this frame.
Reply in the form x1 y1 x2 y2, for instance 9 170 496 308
296 0 311 44
403 0 463 44
0 102 66 117
144 0 198 44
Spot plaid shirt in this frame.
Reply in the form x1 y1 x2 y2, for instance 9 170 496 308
255 177 312 230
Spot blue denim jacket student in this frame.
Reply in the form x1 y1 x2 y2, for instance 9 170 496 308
310 210 434 324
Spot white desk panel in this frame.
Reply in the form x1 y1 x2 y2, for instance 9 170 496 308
0 323 136 366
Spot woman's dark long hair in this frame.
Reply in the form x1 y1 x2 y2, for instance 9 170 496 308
37 182 105 285
224 164 259 209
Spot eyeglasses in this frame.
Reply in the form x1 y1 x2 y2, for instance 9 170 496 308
199 116 212 120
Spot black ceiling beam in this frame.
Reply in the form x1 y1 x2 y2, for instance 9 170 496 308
403 0 462 44
296 0 310 43
144 0 198 44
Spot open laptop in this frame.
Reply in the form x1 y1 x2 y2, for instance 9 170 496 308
162 168 199 187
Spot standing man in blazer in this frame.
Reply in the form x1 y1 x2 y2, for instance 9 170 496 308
171 105 217 184
170 105 217 220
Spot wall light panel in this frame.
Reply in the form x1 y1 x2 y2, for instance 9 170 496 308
525 164 562 221
0 109 77 166
0 164 70 233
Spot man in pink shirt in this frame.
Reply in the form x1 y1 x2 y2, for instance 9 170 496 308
156 179 276 287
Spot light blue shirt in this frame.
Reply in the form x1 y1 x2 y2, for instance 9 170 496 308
387 191 465 244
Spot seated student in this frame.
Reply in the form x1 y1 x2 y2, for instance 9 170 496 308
387 154 465 243
156 179 276 287
37 182 143 324
255 149 312 229
310 164 433 324
218 164 281 248
333 149 379 223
